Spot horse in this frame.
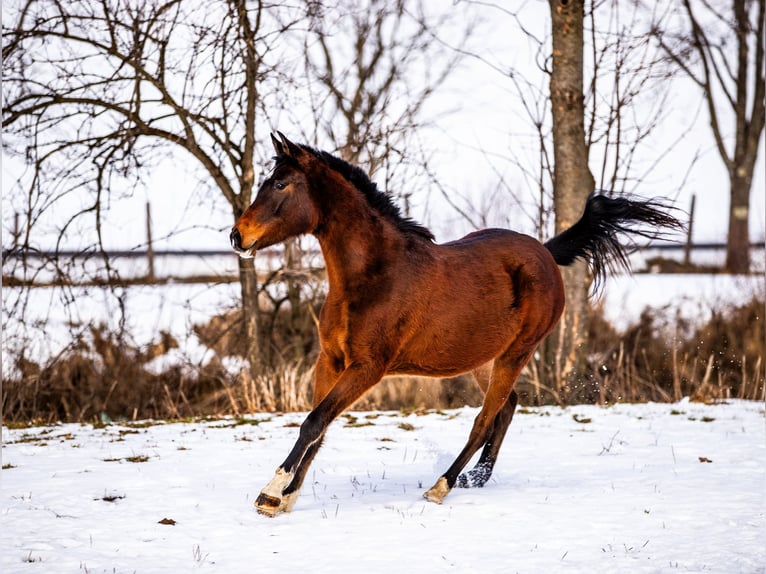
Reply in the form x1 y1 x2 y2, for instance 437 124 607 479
230 132 681 516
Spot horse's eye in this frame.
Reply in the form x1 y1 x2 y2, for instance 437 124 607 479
274 181 287 191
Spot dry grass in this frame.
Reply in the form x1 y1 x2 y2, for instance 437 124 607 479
352 375 483 411
518 296 765 405
3 296 763 425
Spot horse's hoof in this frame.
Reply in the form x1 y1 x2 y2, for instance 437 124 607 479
255 493 283 517
456 463 491 488
423 476 450 504
255 468 298 517
255 489 299 517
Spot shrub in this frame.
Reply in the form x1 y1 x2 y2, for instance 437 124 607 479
3 297 763 424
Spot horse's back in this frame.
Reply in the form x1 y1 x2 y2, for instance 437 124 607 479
441 228 562 292
386 229 564 376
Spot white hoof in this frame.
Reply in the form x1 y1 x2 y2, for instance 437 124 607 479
255 468 295 517
423 476 451 504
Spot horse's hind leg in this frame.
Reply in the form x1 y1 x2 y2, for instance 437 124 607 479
456 389 518 488
424 352 531 504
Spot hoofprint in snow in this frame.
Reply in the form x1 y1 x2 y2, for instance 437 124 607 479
2 401 764 573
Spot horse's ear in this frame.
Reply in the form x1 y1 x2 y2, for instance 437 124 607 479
271 133 284 155
277 131 304 159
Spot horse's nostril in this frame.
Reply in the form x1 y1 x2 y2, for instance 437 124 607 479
230 228 242 249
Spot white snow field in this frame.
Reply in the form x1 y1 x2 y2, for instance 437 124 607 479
2 400 764 573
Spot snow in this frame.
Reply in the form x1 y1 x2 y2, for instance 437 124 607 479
2 282 241 373
599 273 764 332
3 400 764 573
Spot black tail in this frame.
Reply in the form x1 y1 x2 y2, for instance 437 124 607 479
544 194 684 291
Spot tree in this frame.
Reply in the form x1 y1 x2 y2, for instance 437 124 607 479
653 0 765 273
2 0 305 381
545 0 596 394
455 0 687 401
300 0 472 209
2 0 473 398
270 0 473 374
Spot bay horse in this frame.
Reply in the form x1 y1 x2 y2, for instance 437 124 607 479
230 132 681 516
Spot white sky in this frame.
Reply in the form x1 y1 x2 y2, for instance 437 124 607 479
1 0 764 253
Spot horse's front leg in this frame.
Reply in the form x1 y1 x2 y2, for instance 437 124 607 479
255 361 384 516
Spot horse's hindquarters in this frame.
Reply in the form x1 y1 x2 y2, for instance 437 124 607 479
388 235 564 378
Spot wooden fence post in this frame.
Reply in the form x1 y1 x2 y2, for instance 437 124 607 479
684 194 695 267
146 202 155 281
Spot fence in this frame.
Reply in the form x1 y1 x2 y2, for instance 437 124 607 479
4 200 765 286
3 242 765 287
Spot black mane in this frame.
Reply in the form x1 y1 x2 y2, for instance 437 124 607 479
294 145 435 242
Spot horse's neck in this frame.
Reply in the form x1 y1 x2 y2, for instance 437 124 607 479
316 201 403 291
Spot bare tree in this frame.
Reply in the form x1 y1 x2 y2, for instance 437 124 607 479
252 0 476 380
299 0 473 209
545 0 596 393
452 0 686 400
653 0 765 273
2 0 306 380
3 0 477 408
584 1 688 195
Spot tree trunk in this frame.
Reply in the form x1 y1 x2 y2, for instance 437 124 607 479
545 0 596 400
724 0 762 274
284 237 306 364
725 169 752 273
238 257 263 380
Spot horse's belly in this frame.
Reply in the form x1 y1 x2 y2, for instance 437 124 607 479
389 308 518 377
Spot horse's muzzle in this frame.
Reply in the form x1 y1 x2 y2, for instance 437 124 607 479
230 227 243 250
230 227 256 258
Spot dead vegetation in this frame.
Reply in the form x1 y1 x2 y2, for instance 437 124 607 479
517 296 765 406
2 297 763 425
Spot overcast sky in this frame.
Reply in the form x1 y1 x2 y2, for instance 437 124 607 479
2 0 763 252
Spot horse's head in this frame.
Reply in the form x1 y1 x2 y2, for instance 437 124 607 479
230 133 320 258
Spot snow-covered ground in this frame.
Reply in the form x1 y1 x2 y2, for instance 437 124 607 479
2 400 764 573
